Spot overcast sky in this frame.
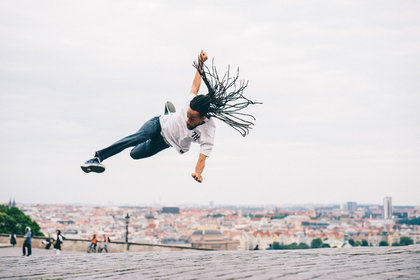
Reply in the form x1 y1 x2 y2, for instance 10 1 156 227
1 0 419 207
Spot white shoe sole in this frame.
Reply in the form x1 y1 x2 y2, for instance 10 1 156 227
165 101 176 114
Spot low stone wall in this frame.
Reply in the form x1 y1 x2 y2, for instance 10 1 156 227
0 234 210 253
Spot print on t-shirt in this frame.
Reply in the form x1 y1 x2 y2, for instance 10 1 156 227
191 131 200 142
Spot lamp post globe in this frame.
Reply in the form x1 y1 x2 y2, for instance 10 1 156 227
125 213 130 225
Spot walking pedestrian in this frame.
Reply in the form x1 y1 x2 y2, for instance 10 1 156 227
53 230 64 255
22 227 32 256
10 232 16 247
89 234 98 251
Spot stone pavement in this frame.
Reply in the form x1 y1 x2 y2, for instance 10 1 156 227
0 246 80 256
0 245 419 279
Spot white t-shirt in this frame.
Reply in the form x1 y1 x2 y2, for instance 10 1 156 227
54 234 63 242
160 93 216 157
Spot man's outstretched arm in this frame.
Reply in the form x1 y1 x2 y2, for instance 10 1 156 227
190 50 208 96
191 153 207 183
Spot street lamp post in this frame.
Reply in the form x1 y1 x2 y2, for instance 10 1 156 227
125 213 130 250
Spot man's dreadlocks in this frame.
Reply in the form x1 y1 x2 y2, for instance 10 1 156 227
191 58 261 137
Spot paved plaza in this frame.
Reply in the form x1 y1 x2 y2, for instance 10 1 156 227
0 245 419 279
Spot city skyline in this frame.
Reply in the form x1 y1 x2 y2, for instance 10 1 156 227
4 197 418 209
13 201 420 249
1 1 419 206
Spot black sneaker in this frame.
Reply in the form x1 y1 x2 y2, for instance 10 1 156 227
81 158 105 173
164 101 176 115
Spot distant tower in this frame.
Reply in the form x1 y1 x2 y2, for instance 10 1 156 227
12 197 16 207
383 197 392 219
8 198 12 208
346 201 357 212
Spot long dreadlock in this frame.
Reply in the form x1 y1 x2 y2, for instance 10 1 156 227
192 58 261 137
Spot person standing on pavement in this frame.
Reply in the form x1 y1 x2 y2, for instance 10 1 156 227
10 232 16 247
22 226 32 256
103 235 111 253
53 229 64 255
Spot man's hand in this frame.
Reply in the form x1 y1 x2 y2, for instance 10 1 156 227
191 172 203 183
192 153 206 183
198 50 208 68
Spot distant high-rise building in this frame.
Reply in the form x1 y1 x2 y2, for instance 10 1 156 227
346 201 357 212
383 197 392 219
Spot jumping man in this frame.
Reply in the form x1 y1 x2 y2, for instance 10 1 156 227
81 50 259 183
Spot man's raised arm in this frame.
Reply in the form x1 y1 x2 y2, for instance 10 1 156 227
191 153 207 183
190 50 208 96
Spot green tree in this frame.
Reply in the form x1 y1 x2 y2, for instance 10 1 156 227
379 240 388 246
273 242 289 250
298 243 309 249
311 238 323 248
272 242 281 249
321 243 330 248
0 206 43 236
354 240 362 246
210 213 224 218
399 236 413 246
0 213 16 233
270 214 289 220
287 242 299 249
348 239 355 246
361 240 369 247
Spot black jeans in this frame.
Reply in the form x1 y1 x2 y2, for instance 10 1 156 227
95 116 169 161
22 241 31 256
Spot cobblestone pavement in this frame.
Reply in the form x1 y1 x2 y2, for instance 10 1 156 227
0 245 419 279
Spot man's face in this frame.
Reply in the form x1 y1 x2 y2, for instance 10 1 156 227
186 108 206 130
